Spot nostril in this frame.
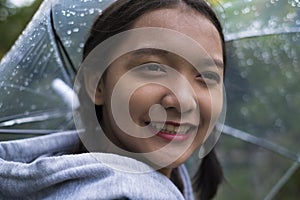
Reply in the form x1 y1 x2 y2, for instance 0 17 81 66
161 92 197 114
160 93 180 111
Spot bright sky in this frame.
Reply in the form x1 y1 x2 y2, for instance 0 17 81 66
8 0 36 7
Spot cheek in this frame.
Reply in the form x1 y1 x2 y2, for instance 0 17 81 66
129 85 164 122
197 88 223 124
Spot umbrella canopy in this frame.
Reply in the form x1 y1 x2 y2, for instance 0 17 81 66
212 0 300 199
0 0 299 199
0 0 112 138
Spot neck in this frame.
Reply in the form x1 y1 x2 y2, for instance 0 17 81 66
158 168 173 178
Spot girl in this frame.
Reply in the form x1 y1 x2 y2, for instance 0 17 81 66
0 0 225 199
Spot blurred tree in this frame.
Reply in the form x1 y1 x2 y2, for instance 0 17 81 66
0 0 42 59
274 167 300 200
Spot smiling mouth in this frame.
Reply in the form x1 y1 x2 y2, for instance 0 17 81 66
148 122 192 134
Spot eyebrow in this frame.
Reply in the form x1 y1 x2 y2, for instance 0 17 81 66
199 58 224 69
131 48 170 57
131 48 224 69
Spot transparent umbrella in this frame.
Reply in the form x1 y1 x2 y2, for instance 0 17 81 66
0 0 299 199
0 0 112 139
212 0 300 199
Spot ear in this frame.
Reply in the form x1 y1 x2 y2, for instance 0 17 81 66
84 73 105 105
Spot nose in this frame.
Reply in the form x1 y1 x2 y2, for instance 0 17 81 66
160 85 197 114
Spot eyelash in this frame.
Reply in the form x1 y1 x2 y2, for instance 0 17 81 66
136 63 166 73
135 63 221 84
197 72 221 84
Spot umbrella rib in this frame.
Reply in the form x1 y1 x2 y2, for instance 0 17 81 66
0 109 71 127
220 124 300 163
225 27 300 42
264 162 300 200
49 7 77 81
0 129 63 135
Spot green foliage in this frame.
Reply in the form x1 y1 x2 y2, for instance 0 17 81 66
0 0 42 59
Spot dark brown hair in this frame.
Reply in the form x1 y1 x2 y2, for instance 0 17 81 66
81 0 225 199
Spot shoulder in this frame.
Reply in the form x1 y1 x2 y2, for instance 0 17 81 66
0 131 185 199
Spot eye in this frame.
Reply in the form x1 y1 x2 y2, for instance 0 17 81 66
135 63 167 73
197 71 221 85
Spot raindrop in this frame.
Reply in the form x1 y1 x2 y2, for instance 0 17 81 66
262 52 271 63
285 71 292 79
242 94 250 102
285 94 292 103
272 49 279 57
89 8 95 15
0 103 3 109
242 7 250 14
236 50 245 59
63 40 72 48
233 10 239 16
67 30 72 35
270 0 279 4
80 13 85 17
240 71 248 78
31 105 37 110
68 21 74 25
19 86 25 92
12 70 17 76
0 8 9 21
274 119 284 128
246 59 254 66
241 107 249 117
286 12 297 20
288 0 299 7
73 28 79 33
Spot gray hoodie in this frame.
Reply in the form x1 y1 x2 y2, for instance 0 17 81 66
0 131 194 199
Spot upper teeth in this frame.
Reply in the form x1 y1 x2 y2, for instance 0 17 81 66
150 122 190 134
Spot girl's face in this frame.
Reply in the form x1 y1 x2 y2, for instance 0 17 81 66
89 7 224 171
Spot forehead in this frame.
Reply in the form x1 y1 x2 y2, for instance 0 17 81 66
132 7 223 63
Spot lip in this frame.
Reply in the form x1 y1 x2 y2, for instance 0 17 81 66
150 121 197 127
147 121 194 142
155 130 191 142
